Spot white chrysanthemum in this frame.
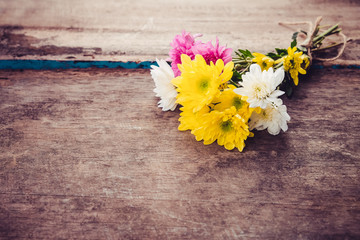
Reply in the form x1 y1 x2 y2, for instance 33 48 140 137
233 64 285 109
249 101 291 135
150 59 178 111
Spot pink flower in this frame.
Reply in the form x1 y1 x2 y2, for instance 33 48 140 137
169 31 233 77
169 31 202 77
192 38 232 66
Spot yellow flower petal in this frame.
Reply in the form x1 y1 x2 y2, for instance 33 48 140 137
252 52 274 71
283 47 309 85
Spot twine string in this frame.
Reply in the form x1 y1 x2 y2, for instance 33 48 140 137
279 16 348 64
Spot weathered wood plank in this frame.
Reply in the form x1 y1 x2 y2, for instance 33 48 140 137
0 68 359 239
0 0 359 62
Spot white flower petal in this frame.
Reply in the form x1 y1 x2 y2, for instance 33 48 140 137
233 88 247 96
235 64 286 110
270 90 285 98
249 63 262 74
150 59 178 111
268 124 281 135
249 102 290 135
279 120 288 132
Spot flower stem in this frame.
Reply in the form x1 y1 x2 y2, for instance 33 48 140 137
312 23 340 47
229 79 240 88
311 41 345 52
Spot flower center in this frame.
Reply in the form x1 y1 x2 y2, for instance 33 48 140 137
253 82 268 99
220 120 232 132
233 96 244 110
262 61 267 69
262 108 274 120
290 59 295 68
199 78 209 92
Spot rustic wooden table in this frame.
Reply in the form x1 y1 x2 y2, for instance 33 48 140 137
0 0 359 239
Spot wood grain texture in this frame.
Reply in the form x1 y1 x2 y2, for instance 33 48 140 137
0 0 359 62
0 68 359 239
0 0 360 239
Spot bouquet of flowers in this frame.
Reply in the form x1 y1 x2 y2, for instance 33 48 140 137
150 17 346 151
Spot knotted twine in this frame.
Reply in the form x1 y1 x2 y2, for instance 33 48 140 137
279 16 349 66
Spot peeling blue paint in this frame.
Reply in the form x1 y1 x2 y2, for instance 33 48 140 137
0 60 157 70
331 64 360 69
348 65 360 69
0 59 358 70
311 65 324 69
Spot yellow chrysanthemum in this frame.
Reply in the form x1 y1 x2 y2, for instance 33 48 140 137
178 105 210 131
276 47 309 86
252 52 275 71
171 54 234 113
191 106 252 151
212 85 259 120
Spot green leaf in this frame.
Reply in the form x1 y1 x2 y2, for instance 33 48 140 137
231 69 243 83
235 50 244 57
275 48 287 56
282 72 295 98
290 38 297 48
238 49 247 56
237 49 253 58
300 30 307 35
285 83 293 98
245 49 254 58
266 52 279 59
292 31 299 41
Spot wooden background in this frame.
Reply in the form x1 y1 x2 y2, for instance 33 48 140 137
0 0 360 239
0 0 359 62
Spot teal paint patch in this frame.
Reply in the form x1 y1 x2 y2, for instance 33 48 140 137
312 64 360 70
331 64 360 69
0 59 358 70
348 65 360 69
311 65 324 69
0 60 158 70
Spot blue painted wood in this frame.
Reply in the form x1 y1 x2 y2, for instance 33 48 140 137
0 60 157 70
0 60 359 70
